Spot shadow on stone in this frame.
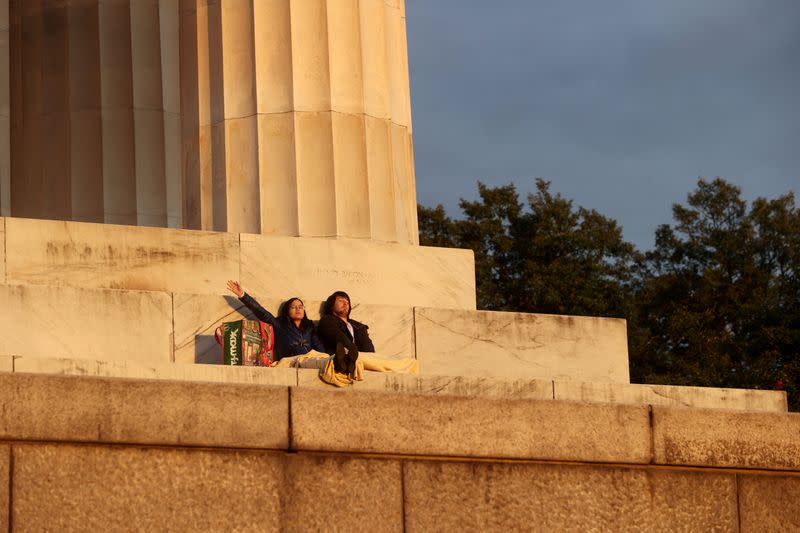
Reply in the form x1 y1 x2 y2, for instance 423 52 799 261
195 334 221 364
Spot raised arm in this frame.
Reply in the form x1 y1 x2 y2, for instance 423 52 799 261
226 280 276 326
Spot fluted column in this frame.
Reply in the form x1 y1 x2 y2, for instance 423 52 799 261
6 0 419 244
0 0 9 216
68 0 104 222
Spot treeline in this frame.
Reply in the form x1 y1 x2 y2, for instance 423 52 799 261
419 178 800 409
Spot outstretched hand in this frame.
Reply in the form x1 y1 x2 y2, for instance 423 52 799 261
226 280 244 298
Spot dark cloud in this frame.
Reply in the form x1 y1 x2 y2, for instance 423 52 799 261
406 0 800 249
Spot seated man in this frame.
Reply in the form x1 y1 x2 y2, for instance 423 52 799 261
317 291 375 374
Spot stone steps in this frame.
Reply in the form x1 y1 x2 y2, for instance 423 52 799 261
1 354 786 412
0 280 630 384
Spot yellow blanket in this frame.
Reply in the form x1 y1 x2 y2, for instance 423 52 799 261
273 351 419 387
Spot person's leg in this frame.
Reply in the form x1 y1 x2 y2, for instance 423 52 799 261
358 353 419 374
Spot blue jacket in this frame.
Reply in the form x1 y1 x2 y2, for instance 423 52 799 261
238 293 324 360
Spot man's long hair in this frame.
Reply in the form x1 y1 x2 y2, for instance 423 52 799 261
323 291 351 318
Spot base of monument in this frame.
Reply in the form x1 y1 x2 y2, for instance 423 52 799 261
0 371 796 531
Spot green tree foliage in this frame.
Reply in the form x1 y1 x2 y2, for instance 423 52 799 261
631 178 800 405
419 177 800 409
419 179 639 317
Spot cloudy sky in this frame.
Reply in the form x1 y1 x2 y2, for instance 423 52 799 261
405 0 799 249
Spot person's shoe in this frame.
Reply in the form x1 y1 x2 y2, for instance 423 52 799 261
334 342 347 373
346 346 359 376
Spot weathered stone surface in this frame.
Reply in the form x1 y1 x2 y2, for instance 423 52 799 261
353 372 553 399
172 292 254 364
554 380 788 412
291 388 650 462
11 444 283 532
173 292 414 364
240 232 475 309
282 454 402 533
652 407 800 470
5 217 239 293
739 474 800 531
404 461 738 532
13 356 298 387
415 307 629 383
0 444 8 532
0 283 172 363
0 372 289 449
297 369 553 400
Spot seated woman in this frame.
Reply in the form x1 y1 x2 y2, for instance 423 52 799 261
225 281 418 386
226 280 324 360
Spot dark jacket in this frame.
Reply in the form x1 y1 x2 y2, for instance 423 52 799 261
316 314 375 355
239 293 324 360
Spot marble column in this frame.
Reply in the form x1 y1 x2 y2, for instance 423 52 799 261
0 0 10 217
5 0 419 244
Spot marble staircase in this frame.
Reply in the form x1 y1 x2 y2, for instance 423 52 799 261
0 215 786 412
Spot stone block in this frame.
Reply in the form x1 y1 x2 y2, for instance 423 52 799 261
415 308 629 383
403 461 738 532
5 217 239 294
0 444 7 531
240 233 475 309
352 372 553 400
0 372 289 449
11 444 283 532
282 454 402 533
739 474 800 531
652 407 800 470
0 283 172 363
298 367 552 401
554 381 788 412
12 356 298 387
291 388 650 462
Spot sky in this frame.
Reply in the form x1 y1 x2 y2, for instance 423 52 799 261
405 0 799 250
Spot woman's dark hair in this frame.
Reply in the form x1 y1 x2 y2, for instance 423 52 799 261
323 291 351 317
278 297 314 330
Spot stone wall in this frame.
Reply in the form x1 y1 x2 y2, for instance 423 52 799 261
1 216 475 308
1 372 797 531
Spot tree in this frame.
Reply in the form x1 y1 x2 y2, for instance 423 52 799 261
420 176 800 409
630 178 800 407
419 179 639 318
